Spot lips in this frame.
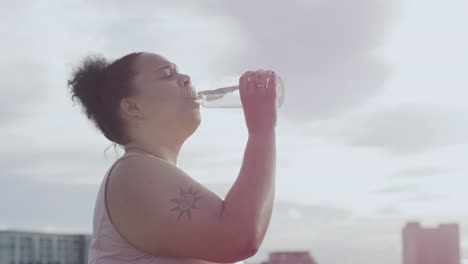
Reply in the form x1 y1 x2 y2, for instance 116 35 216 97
187 85 199 100
189 86 195 98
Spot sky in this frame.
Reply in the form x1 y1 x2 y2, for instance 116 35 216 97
0 0 467 263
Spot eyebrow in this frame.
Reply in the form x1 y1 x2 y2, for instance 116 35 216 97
157 63 178 71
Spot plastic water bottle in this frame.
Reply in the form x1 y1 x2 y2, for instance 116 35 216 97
192 75 285 108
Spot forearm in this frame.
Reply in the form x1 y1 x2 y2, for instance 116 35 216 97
221 131 276 249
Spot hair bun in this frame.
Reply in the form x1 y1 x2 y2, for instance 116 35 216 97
67 52 142 148
68 55 109 117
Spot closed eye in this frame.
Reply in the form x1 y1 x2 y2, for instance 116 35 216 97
161 69 173 79
159 63 179 79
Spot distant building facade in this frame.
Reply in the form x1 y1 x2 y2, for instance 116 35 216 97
0 230 91 264
260 251 317 264
402 221 460 264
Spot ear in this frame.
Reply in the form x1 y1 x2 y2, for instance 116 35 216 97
120 97 143 119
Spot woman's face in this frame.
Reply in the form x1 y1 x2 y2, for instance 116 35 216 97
124 52 201 133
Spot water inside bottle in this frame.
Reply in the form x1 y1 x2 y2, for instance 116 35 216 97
193 75 285 108
196 85 242 108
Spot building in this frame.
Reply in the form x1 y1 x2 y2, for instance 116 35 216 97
0 229 91 264
402 221 460 264
259 251 318 264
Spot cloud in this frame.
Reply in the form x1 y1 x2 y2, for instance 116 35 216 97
376 206 400 215
0 174 96 234
256 212 405 264
0 142 124 186
1 2 464 263
345 105 468 154
393 167 445 178
81 0 399 121
400 194 446 203
201 0 399 121
372 184 419 195
0 60 50 125
1 167 463 264
178 149 241 170
272 201 353 224
0 0 107 126
0 0 400 130
308 104 468 155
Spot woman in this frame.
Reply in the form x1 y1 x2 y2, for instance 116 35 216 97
68 52 277 264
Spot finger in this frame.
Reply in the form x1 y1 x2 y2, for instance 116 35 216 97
254 70 267 87
254 70 268 96
240 71 254 94
266 71 277 99
239 71 254 84
247 72 256 96
265 70 274 87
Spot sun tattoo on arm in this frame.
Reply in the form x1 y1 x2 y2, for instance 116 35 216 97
169 186 202 222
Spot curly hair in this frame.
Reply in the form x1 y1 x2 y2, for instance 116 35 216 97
67 52 143 153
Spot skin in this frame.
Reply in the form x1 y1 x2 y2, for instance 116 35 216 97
119 52 275 166
105 52 276 262
119 52 201 166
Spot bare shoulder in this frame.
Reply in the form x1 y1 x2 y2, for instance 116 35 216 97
109 154 190 197
113 153 174 179
104 154 250 262
105 153 190 229
104 154 178 251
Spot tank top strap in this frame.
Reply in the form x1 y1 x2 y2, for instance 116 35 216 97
105 152 158 180
116 152 156 162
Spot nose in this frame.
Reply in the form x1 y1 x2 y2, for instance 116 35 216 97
179 74 192 88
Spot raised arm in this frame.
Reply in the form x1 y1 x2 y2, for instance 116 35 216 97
221 69 278 252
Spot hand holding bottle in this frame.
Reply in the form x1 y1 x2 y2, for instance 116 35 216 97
239 70 278 136
194 72 284 108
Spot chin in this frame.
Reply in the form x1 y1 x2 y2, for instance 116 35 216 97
185 111 201 134
192 113 201 129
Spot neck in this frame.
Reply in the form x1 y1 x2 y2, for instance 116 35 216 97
124 131 186 167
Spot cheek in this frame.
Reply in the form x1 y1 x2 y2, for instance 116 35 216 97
136 89 161 116
142 86 168 104
151 83 180 99
139 83 183 115
143 91 180 116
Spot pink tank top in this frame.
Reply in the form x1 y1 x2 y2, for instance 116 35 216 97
87 152 160 264
87 152 246 264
